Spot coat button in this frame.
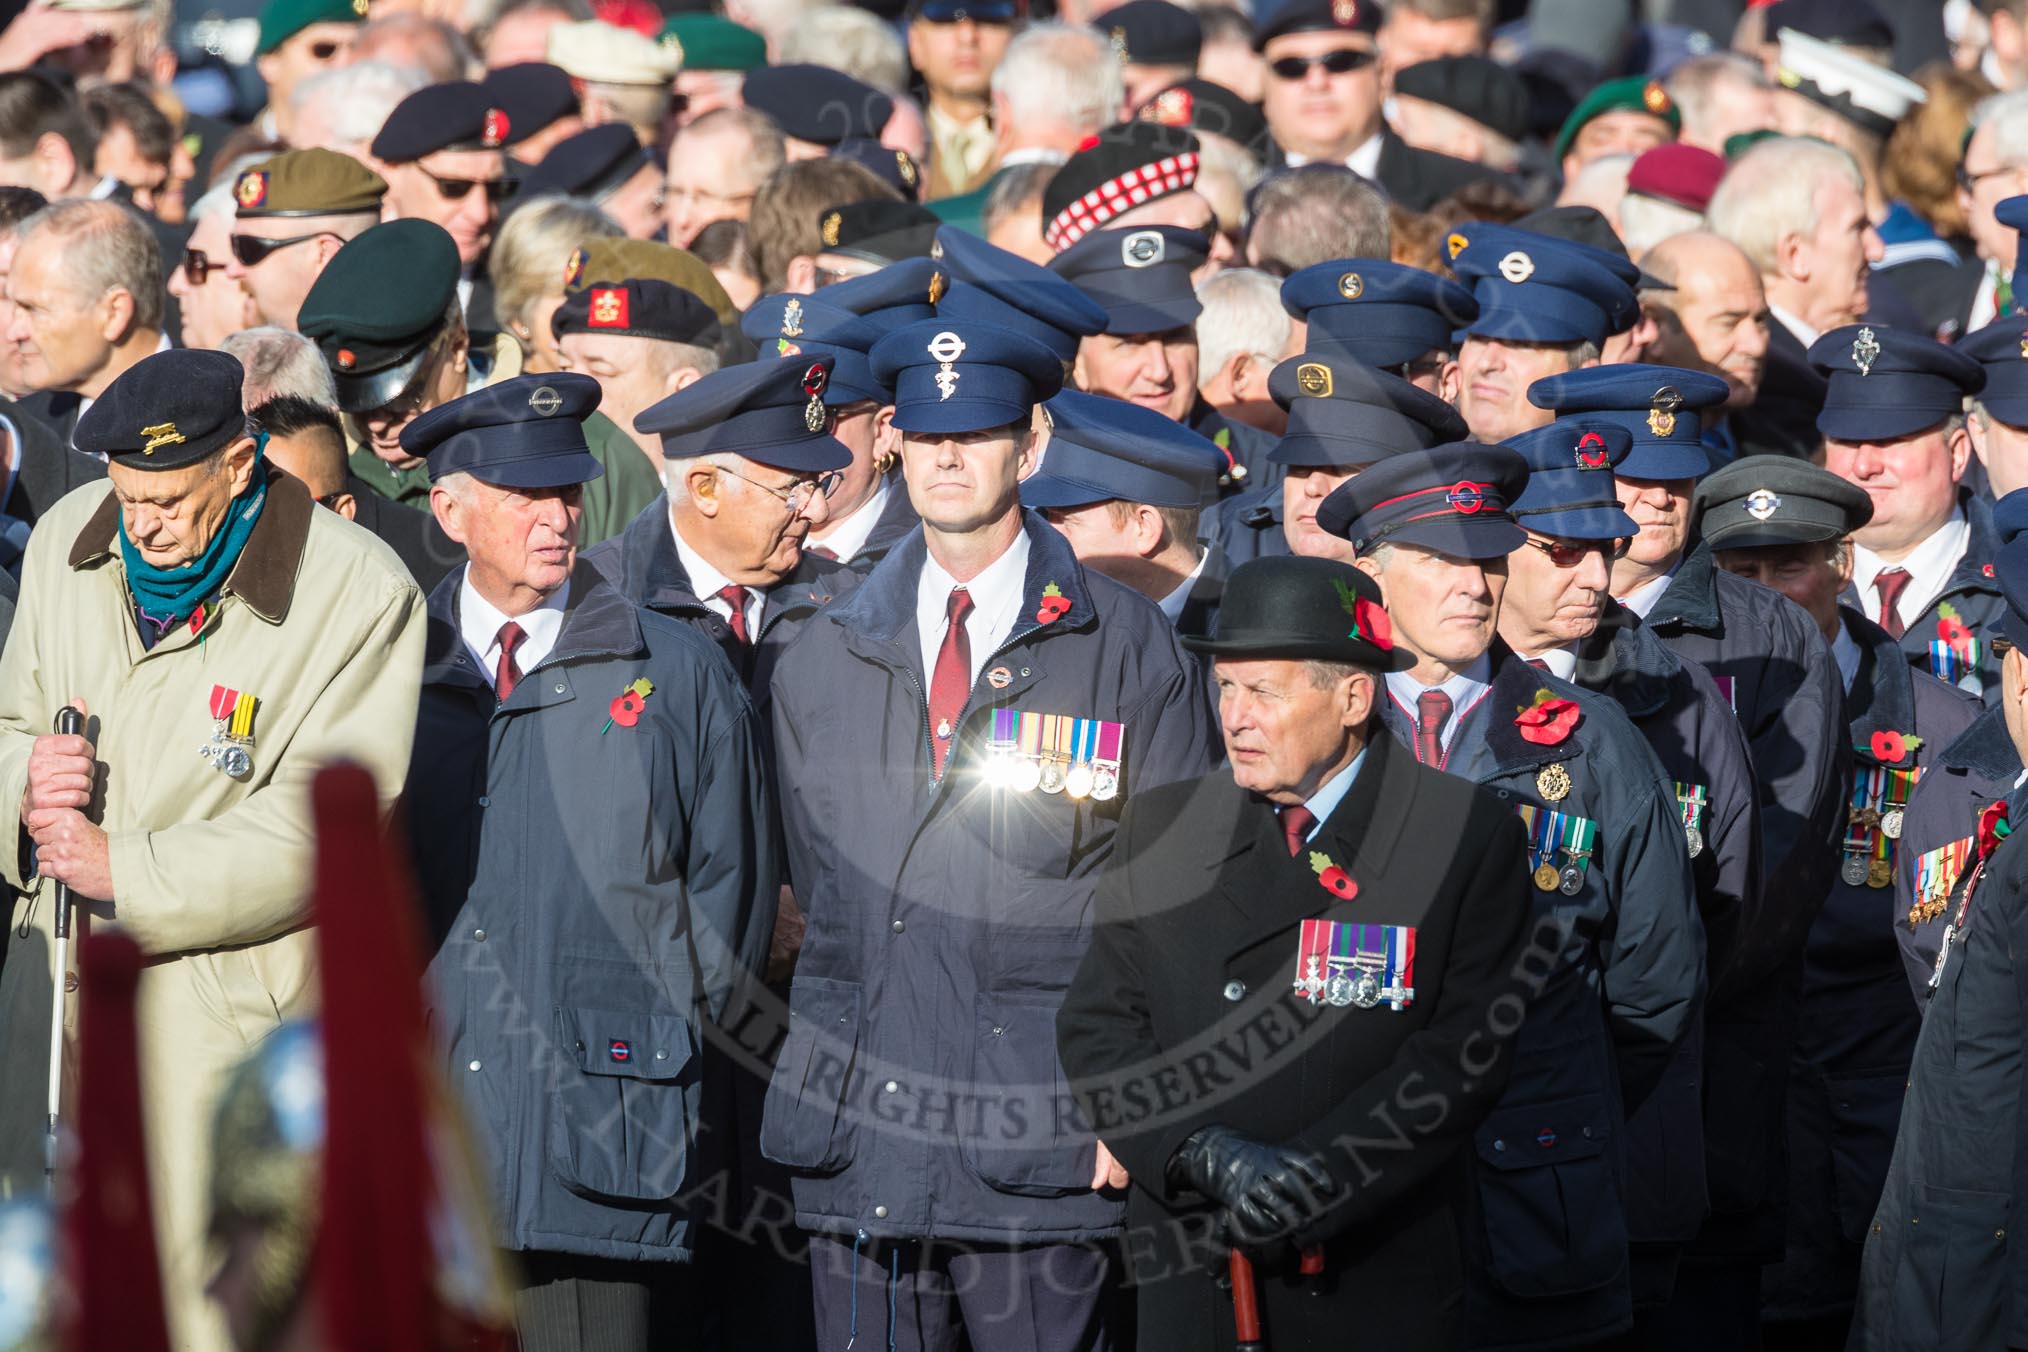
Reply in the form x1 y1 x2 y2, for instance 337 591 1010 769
991 1026 1003 1036
1222 981 1245 1002
883 1079 899 1093
553 683 566 694
1492 1139 1506 1152
478 795 490 808
63 972 77 993
468 1060 482 1072
473 929 486 942
874 1205 888 1219
892 919 905 933
655 1049 668 1061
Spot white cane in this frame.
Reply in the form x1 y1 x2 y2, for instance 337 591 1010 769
44 704 82 1183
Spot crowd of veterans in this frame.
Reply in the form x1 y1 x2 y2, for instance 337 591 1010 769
9 0 2028 1350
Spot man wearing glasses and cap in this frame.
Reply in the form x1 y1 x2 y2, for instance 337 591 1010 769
224 147 386 332
371 80 522 276
403 371 774 1352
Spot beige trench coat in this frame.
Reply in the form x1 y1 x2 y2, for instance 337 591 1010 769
0 470 424 1351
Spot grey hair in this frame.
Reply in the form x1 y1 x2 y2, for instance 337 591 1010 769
1245 169 1389 274
982 162 1057 238
779 6 910 93
1704 136 1865 277
1969 86 2028 171
219 327 338 411
990 23 1123 135
661 451 738 505
1304 659 1373 689
677 107 787 189
18 198 163 333
1194 267 1291 376
1665 52 1770 142
1616 193 1703 256
290 61 433 149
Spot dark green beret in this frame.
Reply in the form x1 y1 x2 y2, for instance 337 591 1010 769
1553 75 1680 161
1695 454 1873 553
257 0 365 56
297 220 461 414
658 14 765 71
233 148 385 218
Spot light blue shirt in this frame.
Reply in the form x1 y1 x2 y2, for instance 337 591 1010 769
1291 744 1368 844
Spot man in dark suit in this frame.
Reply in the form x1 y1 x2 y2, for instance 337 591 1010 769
0 395 101 576
1058 553 1533 1352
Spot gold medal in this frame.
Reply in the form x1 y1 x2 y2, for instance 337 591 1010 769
1536 763 1571 802
1533 863 1560 891
1867 858 1894 889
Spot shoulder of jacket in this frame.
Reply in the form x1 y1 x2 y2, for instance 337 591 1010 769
302 502 424 609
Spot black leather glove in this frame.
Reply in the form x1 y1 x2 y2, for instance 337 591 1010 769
1167 1125 1340 1243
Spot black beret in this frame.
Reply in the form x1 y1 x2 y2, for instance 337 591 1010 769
481 63 579 145
1252 0 1378 50
829 137 922 199
1695 454 1874 553
818 200 942 265
76 350 249 470
1137 79 1269 157
517 124 651 202
297 220 462 413
552 278 723 347
1042 121 1202 251
370 81 517 163
1095 0 1202 67
1393 56 1528 135
743 65 893 146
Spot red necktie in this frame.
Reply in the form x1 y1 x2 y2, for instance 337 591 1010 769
1874 567 1911 640
928 587 974 779
1414 689 1453 767
494 621 524 702
1279 804 1316 856
808 544 840 561
717 584 751 645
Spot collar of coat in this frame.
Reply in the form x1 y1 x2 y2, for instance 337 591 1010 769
824 507 1096 649
1841 604 1923 767
1646 538 1723 634
67 465 312 625
1572 597 1680 719
1941 700 2023 781
1202 727 1414 901
602 494 858 623
420 558 644 687
1940 488 2003 602
1479 642 1594 770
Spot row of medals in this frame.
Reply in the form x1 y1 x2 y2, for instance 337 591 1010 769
981 743 1120 800
1297 955 1390 1009
1532 762 1587 896
199 720 253 780
1842 805 1904 889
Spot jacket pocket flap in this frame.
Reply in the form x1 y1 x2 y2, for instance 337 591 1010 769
1476 1096 1611 1171
556 1006 697 1081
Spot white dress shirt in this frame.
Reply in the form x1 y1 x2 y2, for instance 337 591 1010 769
1385 652 1494 760
1514 646 1578 680
918 528 1032 685
1154 548 1210 625
672 518 766 637
1768 303 1820 351
1290 745 1368 843
807 479 891 566
459 566 568 689
1832 621 1863 693
1286 130 1382 182
1852 510 1970 633
1617 565 1679 620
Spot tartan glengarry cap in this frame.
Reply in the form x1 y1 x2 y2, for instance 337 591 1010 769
1042 121 1202 252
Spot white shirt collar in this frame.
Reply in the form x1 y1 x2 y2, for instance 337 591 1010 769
998 147 1068 170
1617 564 1679 620
1851 508 1971 632
1832 620 1863 693
1514 645 1578 680
1154 547 1210 625
807 478 891 566
458 565 568 688
1385 651 1494 758
1291 744 1368 843
1768 303 1819 349
1970 260 2004 332
918 526 1032 686
671 515 766 636
1286 130 1383 181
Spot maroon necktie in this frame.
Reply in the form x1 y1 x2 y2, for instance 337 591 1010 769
494 621 524 702
1414 689 1453 767
1874 567 1911 640
808 544 840 561
717 584 751 645
1279 805 1316 856
928 587 974 778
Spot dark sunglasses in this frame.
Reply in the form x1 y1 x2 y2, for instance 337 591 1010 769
229 231 329 267
423 170 513 203
1268 49 1374 80
1521 536 1631 567
180 246 215 285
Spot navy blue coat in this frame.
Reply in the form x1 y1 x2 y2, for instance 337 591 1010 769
1378 648 1703 1351
407 564 777 1262
1765 610 1980 1325
1841 491 2005 705
1205 483 1290 570
762 513 1219 1243
1893 703 2019 1004
836 476 921 572
1188 398 1280 500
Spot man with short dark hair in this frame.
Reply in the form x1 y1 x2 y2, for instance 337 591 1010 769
906 0 1016 197
0 72 102 200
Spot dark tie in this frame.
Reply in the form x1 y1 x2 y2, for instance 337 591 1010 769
1873 567 1911 640
1526 657 1549 671
717 584 751 645
1279 804 1316 857
1414 689 1453 767
494 621 524 702
808 544 840 561
928 587 974 778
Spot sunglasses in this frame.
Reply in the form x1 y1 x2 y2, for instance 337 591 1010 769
1268 49 1374 80
1520 536 1631 567
180 246 215 286
229 231 330 267
423 170 513 203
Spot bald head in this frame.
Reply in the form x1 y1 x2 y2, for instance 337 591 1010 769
1638 232 1770 412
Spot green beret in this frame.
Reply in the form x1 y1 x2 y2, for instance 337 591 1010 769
658 13 765 71
234 148 385 218
563 238 739 329
1723 128 1782 161
298 220 461 413
1552 75 1681 162
257 0 366 55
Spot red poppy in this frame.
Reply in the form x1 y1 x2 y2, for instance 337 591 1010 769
1939 614 1973 648
1871 730 1907 761
609 691 645 728
1308 851 1357 899
1035 582 1070 625
1979 799 2012 859
1514 696 1581 746
1353 596 1392 650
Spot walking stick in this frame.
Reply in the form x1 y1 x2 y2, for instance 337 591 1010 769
44 704 82 1182
1228 1244 1324 1352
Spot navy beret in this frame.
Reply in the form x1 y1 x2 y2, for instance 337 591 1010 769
1095 0 1202 66
829 138 923 200
370 82 516 163
1809 325 1985 442
1394 56 1528 135
1694 454 1873 552
1181 555 1413 670
932 226 1108 363
742 292 890 405
1047 225 1208 334
1316 442 1529 559
551 278 722 348
1955 315 2028 429
1252 0 1378 49
1023 389 1222 509
1267 355 1466 467
517 124 650 202
1137 79 1269 157
820 255 940 334
76 349 249 470
1280 257 1476 367
743 65 893 146
1527 363 1730 480
480 64 579 144
401 373 606 489
870 319 1066 434
1042 121 1202 251
819 199 941 266
1503 420 1639 542
635 355 853 471
1445 221 1637 348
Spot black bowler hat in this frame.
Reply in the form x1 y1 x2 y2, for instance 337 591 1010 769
635 355 853 469
297 219 461 413
551 278 723 348
1316 442 1528 559
76 350 250 470
1694 455 1873 553
1808 324 1986 441
401 373 607 489
1181 555 1413 670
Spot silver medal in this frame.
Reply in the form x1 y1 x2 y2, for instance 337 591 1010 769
1348 971 1383 1009
1881 808 1904 840
1558 864 1584 896
1009 758 1043 793
1064 762 1094 799
1324 974 1355 1007
1685 825 1703 858
1841 854 1870 887
1091 764 1119 801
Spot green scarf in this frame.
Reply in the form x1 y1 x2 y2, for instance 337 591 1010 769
119 438 269 629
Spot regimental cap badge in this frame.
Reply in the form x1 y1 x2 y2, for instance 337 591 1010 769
896 150 918 189
1445 231 1468 260
1744 487 1781 520
1853 326 1881 376
482 107 510 148
1642 80 1671 115
140 422 184 456
1574 430 1609 469
2019 327 2028 359
1122 230 1163 267
563 247 587 288
1447 480 1489 513
590 286 627 327
1149 87 1192 126
1331 0 1357 25
1296 362 1333 397
336 347 356 369
821 212 842 248
1498 250 1534 284
927 269 945 305
781 297 804 338
928 330 966 400
802 363 828 431
233 169 267 209
1338 271 1363 299
930 237 945 260
1110 25 1128 58
1647 385 1681 437
529 385 562 416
